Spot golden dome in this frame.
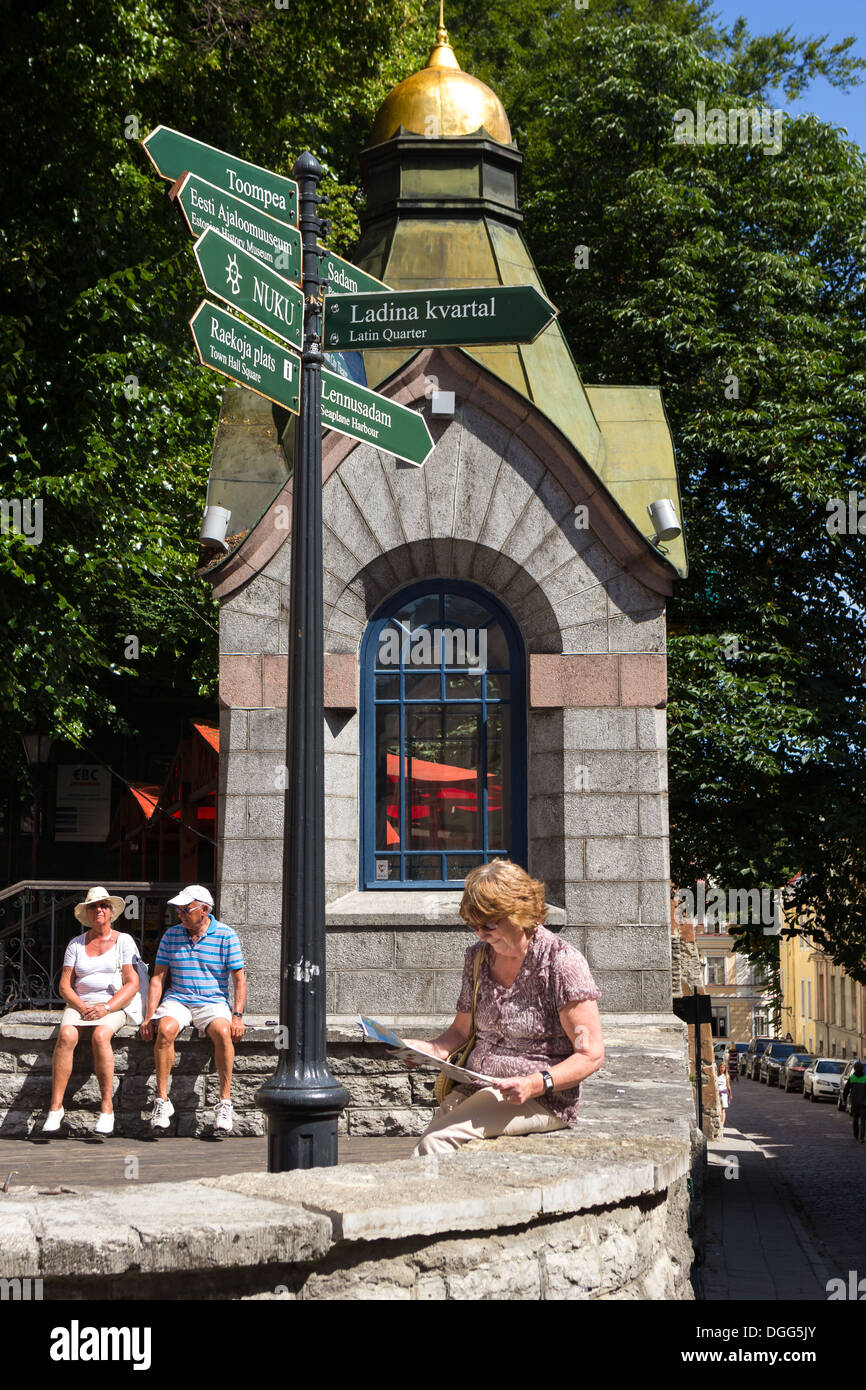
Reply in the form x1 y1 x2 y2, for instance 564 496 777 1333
369 24 512 147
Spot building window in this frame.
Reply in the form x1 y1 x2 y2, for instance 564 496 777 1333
705 956 726 986
361 581 526 888
807 979 812 1021
711 1006 729 1037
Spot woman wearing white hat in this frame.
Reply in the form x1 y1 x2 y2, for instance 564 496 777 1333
41 887 143 1136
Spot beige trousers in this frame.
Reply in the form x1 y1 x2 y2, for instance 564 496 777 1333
413 1085 568 1156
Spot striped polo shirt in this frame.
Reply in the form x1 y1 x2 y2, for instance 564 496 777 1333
156 917 244 1006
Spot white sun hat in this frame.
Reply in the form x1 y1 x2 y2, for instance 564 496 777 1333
74 886 126 926
168 885 215 909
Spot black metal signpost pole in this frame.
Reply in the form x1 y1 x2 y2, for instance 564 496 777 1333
256 152 349 1169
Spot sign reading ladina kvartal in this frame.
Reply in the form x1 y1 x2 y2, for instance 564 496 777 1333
324 285 557 350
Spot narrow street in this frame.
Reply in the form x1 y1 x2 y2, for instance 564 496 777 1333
701 1070 866 1300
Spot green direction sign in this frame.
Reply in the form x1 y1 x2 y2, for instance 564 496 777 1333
174 174 301 283
318 248 389 297
189 301 300 414
321 368 433 468
324 284 557 350
194 228 303 352
142 125 298 227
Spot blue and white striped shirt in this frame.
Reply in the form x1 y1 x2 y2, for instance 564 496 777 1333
156 917 244 1006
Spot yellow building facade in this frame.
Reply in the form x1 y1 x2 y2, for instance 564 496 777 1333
779 924 865 1059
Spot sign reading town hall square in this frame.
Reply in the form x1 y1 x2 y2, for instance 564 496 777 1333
189 300 300 415
324 285 557 350
173 173 302 283
194 228 304 353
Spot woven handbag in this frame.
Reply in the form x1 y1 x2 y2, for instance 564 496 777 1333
434 944 486 1105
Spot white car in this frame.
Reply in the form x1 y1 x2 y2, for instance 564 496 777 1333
803 1057 846 1101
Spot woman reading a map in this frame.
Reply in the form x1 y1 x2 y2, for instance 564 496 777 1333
403 860 604 1155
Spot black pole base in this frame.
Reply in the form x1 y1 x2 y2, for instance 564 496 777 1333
257 1074 350 1171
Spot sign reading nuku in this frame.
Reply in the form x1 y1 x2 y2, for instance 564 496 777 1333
174 174 302 283
323 285 557 350
142 125 298 226
193 228 304 352
189 301 300 414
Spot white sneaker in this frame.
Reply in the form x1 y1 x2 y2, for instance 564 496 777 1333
42 1108 64 1133
213 1099 234 1134
149 1098 174 1129
95 1112 115 1136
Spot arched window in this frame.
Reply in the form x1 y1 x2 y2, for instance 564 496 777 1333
361 581 526 888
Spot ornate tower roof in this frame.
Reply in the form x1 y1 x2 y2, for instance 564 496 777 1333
369 23 512 146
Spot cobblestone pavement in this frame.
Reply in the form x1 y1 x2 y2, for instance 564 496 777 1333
0 1134 418 1192
701 1071 865 1299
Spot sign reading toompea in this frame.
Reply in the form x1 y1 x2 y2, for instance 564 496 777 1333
189 301 300 414
321 369 433 467
142 125 298 226
194 228 304 352
324 285 557 350
174 174 302 283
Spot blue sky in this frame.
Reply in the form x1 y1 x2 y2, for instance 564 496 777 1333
708 0 865 148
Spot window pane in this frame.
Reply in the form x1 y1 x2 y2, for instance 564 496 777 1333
405 672 441 701
447 853 483 881
375 706 401 851
375 674 400 700
405 855 442 881
486 674 510 699
445 673 482 700
405 705 481 854
375 622 404 670
486 705 510 850
483 621 510 669
444 593 491 627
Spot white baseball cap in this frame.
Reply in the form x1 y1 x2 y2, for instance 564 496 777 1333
168 884 214 909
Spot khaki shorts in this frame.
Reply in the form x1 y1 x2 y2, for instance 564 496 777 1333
151 997 232 1033
59 1006 132 1033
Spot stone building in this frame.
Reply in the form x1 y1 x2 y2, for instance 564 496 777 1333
202 23 687 1019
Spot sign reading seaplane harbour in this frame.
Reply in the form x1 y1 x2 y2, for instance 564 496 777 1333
189 301 300 414
173 174 302 282
142 125 298 226
324 284 557 350
321 368 433 467
193 227 304 353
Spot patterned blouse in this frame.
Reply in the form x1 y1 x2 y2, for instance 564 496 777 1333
453 925 601 1124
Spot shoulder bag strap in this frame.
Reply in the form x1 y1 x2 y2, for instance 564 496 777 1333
469 944 486 1027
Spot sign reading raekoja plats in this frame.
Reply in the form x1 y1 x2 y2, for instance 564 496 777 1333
189 301 300 414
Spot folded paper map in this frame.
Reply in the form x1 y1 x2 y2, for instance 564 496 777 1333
357 1016 499 1087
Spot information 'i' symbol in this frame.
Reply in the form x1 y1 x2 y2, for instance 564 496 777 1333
225 253 242 295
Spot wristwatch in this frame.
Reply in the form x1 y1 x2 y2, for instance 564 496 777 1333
540 1070 555 1096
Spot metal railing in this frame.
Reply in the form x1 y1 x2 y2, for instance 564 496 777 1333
0 881 186 1016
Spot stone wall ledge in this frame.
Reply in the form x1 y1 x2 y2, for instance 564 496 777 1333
323 890 568 928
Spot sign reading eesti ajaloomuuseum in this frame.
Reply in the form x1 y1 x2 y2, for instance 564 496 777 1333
194 228 304 352
323 285 557 350
142 125 298 226
321 368 433 468
174 174 302 282
318 247 390 297
189 301 300 414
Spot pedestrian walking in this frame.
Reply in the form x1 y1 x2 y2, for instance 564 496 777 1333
716 1061 731 1130
842 1060 866 1143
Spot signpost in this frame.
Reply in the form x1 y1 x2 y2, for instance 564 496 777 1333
173 174 302 283
189 301 300 414
142 125 298 226
318 247 389 297
323 284 557 350
321 367 432 467
193 227 304 352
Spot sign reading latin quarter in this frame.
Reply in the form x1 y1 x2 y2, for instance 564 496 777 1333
324 285 557 349
193 228 304 353
189 301 300 414
142 125 299 226
321 368 434 468
173 174 302 283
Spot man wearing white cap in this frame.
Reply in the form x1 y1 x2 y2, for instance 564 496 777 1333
140 886 245 1134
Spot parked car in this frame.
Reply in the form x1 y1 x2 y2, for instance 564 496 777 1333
713 1041 730 1063
781 1053 816 1092
803 1057 846 1101
760 1042 806 1085
837 1060 862 1113
743 1037 775 1079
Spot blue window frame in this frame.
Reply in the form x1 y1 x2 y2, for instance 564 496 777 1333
360 580 526 888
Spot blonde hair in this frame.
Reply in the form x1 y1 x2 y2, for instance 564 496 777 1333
459 860 547 936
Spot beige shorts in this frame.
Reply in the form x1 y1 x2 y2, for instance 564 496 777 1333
59 1006 132 1033
151 997 232 1033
